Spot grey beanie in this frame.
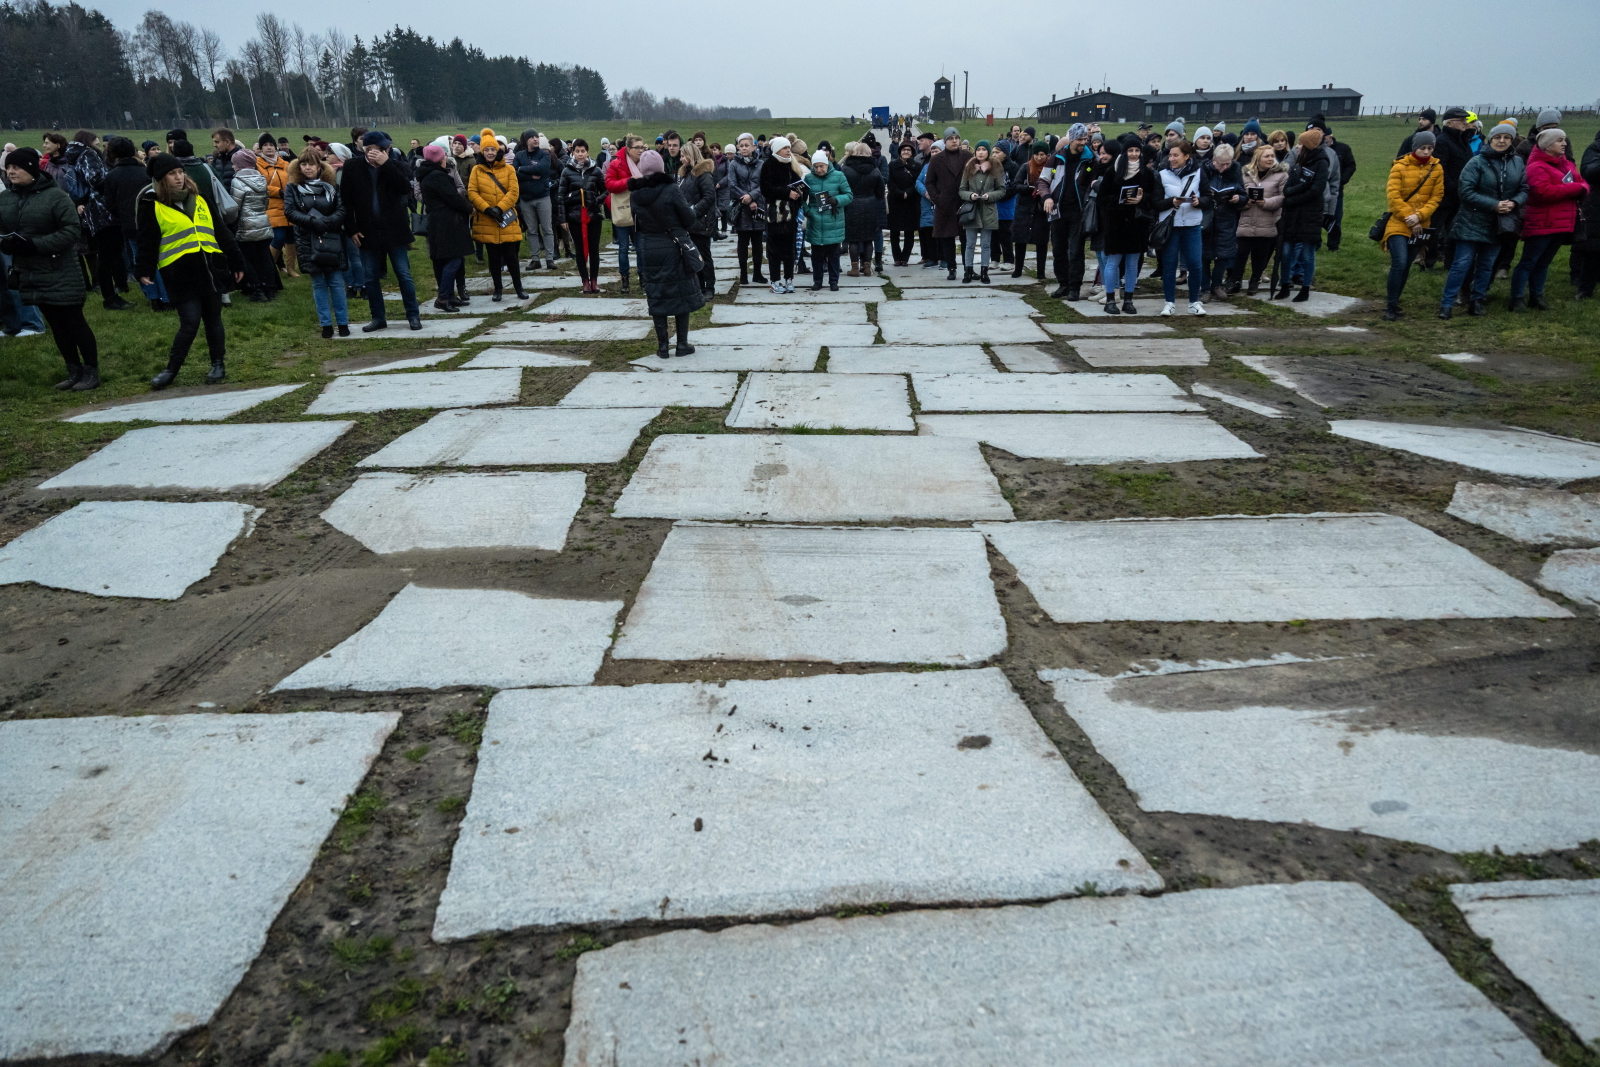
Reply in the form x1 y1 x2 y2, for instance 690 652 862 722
1195 126 1214 141
1067 123 1088 142
943 126 960 139
1536 108 1561 128
1410 130 1436 148
1536 128 1566 151
1165 119 1186 134
1489 122 1517 141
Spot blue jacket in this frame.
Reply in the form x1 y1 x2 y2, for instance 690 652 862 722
915 164 935 227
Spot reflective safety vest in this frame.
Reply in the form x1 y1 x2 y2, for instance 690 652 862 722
154 194 222 269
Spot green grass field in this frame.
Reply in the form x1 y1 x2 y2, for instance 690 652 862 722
1 116 1596 488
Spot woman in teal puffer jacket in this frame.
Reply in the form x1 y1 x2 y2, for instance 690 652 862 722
1441 122 1527 318
803 150 853 290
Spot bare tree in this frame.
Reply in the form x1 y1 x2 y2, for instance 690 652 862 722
255 13 291 120
134 10 199 123
322 27 351 123
199 28 225 91
290 23 317 125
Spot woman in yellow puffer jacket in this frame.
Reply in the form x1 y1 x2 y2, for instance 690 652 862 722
467 129 526 301
1381 130 1444 319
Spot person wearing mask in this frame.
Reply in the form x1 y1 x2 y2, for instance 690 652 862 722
556 139 609 294
1510 129 1589 311
513 130 556 272
760 136 806 293
468 129 527 303
1398 109 1437 158
842 142 884 278
727 133 767 285
135 154 245 387
343 130 424 330
1378 131 1444 320
1439 122 1526 318
414 142 474 312
1039 123 1092 299
1202 143 1244 301
0 147 99 387
228 148 278 303
1578 129 1600 300
924 127 972 280
1009 141 1052 281
676 140 717 295
282 147 350 337
1156 139 1207 315
886 140 921 267
1277 129 1331 304
803 149 853 291
628 150 703 358
605 134 647 294
1096 141 1158 315
1233 145 1287 295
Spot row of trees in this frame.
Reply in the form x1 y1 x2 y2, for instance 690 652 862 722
0 1 766 132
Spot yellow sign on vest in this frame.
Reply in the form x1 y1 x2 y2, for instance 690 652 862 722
154 194 222 269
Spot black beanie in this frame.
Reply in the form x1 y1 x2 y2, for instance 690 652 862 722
6 147 43 180
146 153 185 183
173 140 195 158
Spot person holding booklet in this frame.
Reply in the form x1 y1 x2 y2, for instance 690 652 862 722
1202 143 1244 301
1096 140 1159 315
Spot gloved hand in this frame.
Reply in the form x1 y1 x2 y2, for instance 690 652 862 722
0 234 36 255
306 218 326 234
485 206 504 223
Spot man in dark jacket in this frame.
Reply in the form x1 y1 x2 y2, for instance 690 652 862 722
1324 127 1356 250
513 130 556 271
341 130 421 331
922 127 972 279
1040 123 1093 299
1428 107 1476 269
1397 110 1436 158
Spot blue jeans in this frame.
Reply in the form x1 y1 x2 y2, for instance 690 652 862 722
310 271 349 326
1283 241 1318 287
1441 240 1496 307
127 237 169 302
270 225 294 250
614 225 635 277
1511 234 1562 298
342 236 366 293
436 257 464 301
1386 238 1414 306
1104 252 1140 295
361 244 419 322
1161 224 1203 303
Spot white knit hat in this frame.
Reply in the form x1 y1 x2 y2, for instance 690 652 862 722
770 136 791 154
811 149 829 166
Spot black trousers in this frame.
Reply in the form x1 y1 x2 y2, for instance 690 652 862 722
1014 240 1047 277
889 227 916 263
1050 215 1086 291
487 242 523 293
996 219 1013 263
568 216 605 282
766 223 796 280
169 287 225 367
918 225 936 260
90 227 125 300
737 231 765 278
653 312 690 345
811 243 842 286
1232 236 1278 285
692 232 714 290
39 302 98 368
238 239 280 295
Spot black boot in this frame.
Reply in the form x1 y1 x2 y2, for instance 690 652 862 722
1383 305 1401 321
1529 293 1548 311
361 319 388 332
980 267 990 284
1105 293 1121 315
407 314 422 330
1469 299 1487 316
1122 296 1136 315
675 315 695 357
1438 305 1453 320
962 267 974 284
54 364 84 391
1509 295 1526 311
150 358 182 389
1273 283 1292 299
1066 288 1082 301
1292 285 1311 302
207 360 226 383
1010 261 1024 279
620 273 630 295
71 364 100 391
1049 285 1069 298
322 325 334 338
654 317 671 359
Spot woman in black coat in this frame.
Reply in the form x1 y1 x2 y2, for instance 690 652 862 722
1009 141 1053 279
1276 130 1330 300
886 141 921 266
630 151 705 358
556 140 609 292
841 146 884 276
282 149 352 337
676 141 718 295
415 145 474 310
1096 143 1160 314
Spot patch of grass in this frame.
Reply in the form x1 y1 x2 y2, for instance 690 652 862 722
331 934 394 972
345 874 373 903
479 977 519 1022
1458 849 1549 881
786 423 872 434
436 995 475 1019
368 978 425 1022
1091 468 1177 505
361 1025 421 1067
556 934 606 961
441 710 484 748
1075 881 1102 897
311 1052 351 1067
334 788 386 852
435 795 466 814
423 1046 468 1067
295 979 326 999
403 744 431 763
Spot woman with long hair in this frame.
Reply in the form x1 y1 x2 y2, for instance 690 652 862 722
957 141 1003 283
134 154 245 387
886 140 921 267
1234 145 1287 295
759 137 806 293
283 146 351 337
1278 129 1331 304
1095 141 1158 314
1009 141 1052 279
677 140 718 294
1156 139 1207 315
467 129 527 302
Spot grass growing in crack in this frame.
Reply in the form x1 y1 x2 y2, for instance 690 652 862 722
479 977 520 1022
361 1025 421 1067
441 710 485 749
1075 882 1102 897
367 978 425 1022
435 795 466 814
331 935 394 972
1458 849 1549 881
835 902 892 919
334 788 386 852
557 934 606 961
403 744 430 763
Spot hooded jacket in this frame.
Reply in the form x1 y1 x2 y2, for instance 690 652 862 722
1450 145 1527 244
256 154 290 227
229 168 273 243
956 159 1004 232
63 140 113 234
416 158 474 261
1280 149 1331 246
133 183 245 300
282 177 347 270
0 173 85 305
628 171 705 318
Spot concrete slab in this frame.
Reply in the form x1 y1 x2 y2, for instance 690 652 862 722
1191 382 1288 418
275 584 620 691
1068 337 1211 367
735 288 877 304
826 345 994 374
979 513 1569 623
434 668 1157 937
1046 667 1600 854
559 372 737 409
63 385 304 423
613 435 1012 522
1452 880 1600 1042
1331 421 1600 485
881 266 1030 290
898 287 1028 301
919 414 1261 464
876 299 1040 321
304 369 522 414
336 352 457 375
1539 548 1600 608
1042 321 1177 338
532 297 648 317
358 406 657 467
710 304 868 325
39 422 353 493
1237 357 1482 409
613 524 1006 664
336 317 485 339
1068 298 1253 318
0 711 399 1060
0 501 259 599
990 346 1068 372
458 347 590 369
691 323 879 348
912 372 1202 413
630 346 818 372
1438 351 1487 364
727 373 914 431
480 319 654 344
319 471 584 553
1250 289 1365 316
1446 483 1600 545
879 316 1051 345
563 882 1546 1067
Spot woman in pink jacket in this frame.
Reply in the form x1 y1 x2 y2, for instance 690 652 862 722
1511 129 1589 310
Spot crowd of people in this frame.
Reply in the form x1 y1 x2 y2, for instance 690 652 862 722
2 110 1597 384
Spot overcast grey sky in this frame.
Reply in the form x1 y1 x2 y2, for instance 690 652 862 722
106 0 1599 117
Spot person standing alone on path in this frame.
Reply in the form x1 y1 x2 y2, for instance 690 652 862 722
629 150 704 358
923 127 971 280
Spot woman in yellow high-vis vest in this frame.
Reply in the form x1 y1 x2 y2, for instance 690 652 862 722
135 153 246 389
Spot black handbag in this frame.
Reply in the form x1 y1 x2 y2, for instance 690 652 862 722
1149 172 1194 249
1081 178 1102 236
410 208 429 236
673 229 704 274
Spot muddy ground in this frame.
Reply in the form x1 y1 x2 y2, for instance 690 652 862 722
3 270 1599 1067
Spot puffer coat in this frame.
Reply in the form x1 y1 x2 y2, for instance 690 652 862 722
1380 154 1444 249
803 164 854 247
1450 148 1526 244
842 155 884 243
1523 147 1589 237
283 178 348 272
1236 162 1288 238
1280 152 1330 246
725 151 765 231
956 161 1004 231
887 156 921 229
417 158 474 261
257 155 290 227
677 158 717 237
555 157 607 226
229 168 273 242
467 158 523 244
1201 160 1245 262
0 174 86 305
629 171 705 318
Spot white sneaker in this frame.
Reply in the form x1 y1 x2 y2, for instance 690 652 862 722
1189 301 1206 315
785 280 796 294
1160 301 1176 316
771 280 784 294
17 326 45 337
1088 284 1103 297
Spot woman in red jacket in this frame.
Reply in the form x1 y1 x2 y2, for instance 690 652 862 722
605 134 645 293
1511 129 1589 310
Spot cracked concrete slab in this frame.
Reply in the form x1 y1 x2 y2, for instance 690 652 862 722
726 373 913 431
1331 421 1600 484
39 422 353 493
319 471 585 553
1446 483 1600 545
918 413 1261 463
357 407 658 467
